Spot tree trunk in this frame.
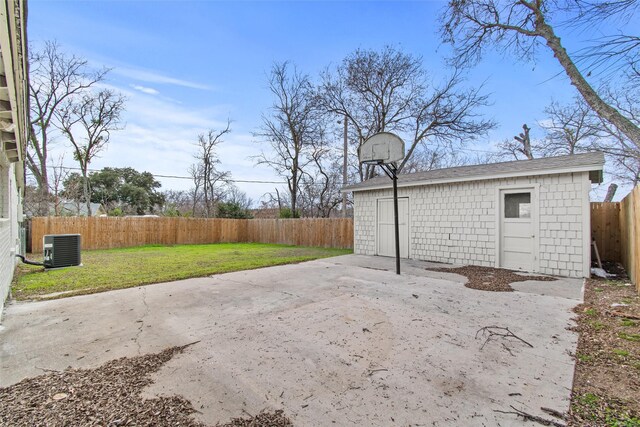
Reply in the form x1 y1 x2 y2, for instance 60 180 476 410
537 21 640 148
604 183 618 202
83 172 92 216
514 124 534 159
291 167 297 217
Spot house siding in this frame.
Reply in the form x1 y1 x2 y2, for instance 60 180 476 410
353 172 590 278
0 162 20 315
0 0 28 320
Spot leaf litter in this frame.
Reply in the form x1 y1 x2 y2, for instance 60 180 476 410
426 265 557 292
0 342 292 427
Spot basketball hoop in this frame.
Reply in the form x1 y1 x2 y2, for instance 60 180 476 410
358 132 405 166
358 132 406 275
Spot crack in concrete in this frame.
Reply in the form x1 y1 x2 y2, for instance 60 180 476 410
133 287 150 355
216 277 303 298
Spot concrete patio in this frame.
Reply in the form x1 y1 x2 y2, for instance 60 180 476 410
0 255 583 426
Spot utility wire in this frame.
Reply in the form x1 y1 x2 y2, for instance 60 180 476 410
48 146 500 184
50 166 287 184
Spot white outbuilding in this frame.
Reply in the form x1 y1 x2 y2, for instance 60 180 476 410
343 152 605 278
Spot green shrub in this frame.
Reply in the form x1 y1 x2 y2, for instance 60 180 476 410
279 208 299 218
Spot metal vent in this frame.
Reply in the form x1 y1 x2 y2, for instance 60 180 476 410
43 234 81 268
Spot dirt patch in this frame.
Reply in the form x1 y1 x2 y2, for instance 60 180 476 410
425 265 557 292
0 343 292 427
568 277 640 426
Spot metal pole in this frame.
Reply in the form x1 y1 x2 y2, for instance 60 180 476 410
342 116 348 217
392 165 400 275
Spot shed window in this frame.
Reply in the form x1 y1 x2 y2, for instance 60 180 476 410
504 193 531 218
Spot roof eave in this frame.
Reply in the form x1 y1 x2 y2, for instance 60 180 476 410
342 163 605 193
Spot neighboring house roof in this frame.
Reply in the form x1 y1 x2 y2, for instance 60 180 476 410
57 201 104 217
343 152 605 193
24 200 104 218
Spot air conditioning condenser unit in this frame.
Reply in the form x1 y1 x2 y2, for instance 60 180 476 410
43 234 81 269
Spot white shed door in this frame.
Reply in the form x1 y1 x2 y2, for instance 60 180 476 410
377 198 409 258
500 190 535 271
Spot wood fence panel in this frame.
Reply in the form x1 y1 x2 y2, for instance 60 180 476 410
620 185 640 292
591 202 621 262
30 217 353 252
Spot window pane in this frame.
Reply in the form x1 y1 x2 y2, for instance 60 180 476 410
505 193 531 218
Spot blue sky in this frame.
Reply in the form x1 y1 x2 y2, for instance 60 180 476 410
28 0 626 202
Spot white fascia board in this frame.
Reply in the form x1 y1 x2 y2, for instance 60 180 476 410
342 163 605 193
0 1 24 163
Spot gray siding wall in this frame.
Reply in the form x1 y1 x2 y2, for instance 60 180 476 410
1 162 20 318
353 172 591 278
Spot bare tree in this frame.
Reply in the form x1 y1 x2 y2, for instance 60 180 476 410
440 0 640 152
225 185 253 211
57 89 126 216
404 68 495 171
192 124 231 217
60 173 85 215
614 157 640 185
187 163 203 217
162 190 192 217
401 145 475 173
320 47 494 180
298 138 344 217
540 97 602 155
539 92 640 184
593 86 640 184
49 154 69 216
495 124 542 161
253 62 323 216
259 189 286 213
28 41 107 214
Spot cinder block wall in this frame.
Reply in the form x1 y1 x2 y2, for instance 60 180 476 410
353 172 590 278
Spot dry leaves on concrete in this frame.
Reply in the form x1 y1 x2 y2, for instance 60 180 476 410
426 265 557 292
0 344 292 427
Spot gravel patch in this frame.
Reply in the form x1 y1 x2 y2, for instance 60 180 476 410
0 343 292 427
426 265 557 292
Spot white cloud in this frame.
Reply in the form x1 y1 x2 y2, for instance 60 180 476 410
130 84 160 95
82 52 213 92
113 66 212 91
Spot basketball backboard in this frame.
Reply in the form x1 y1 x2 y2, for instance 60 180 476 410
358 132 405 165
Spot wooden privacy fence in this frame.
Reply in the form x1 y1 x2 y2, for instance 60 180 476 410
30 217 354 252
591 202 622 262
591 186 640 292
620 186 640 292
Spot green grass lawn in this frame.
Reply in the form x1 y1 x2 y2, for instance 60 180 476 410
13 243 352 300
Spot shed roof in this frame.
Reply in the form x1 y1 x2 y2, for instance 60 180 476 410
343 151 605 192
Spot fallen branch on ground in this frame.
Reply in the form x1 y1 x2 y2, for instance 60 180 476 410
494 405 565 426
606 310 640 320
476 326 534 351
541 407 566 420
367 368 388 376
